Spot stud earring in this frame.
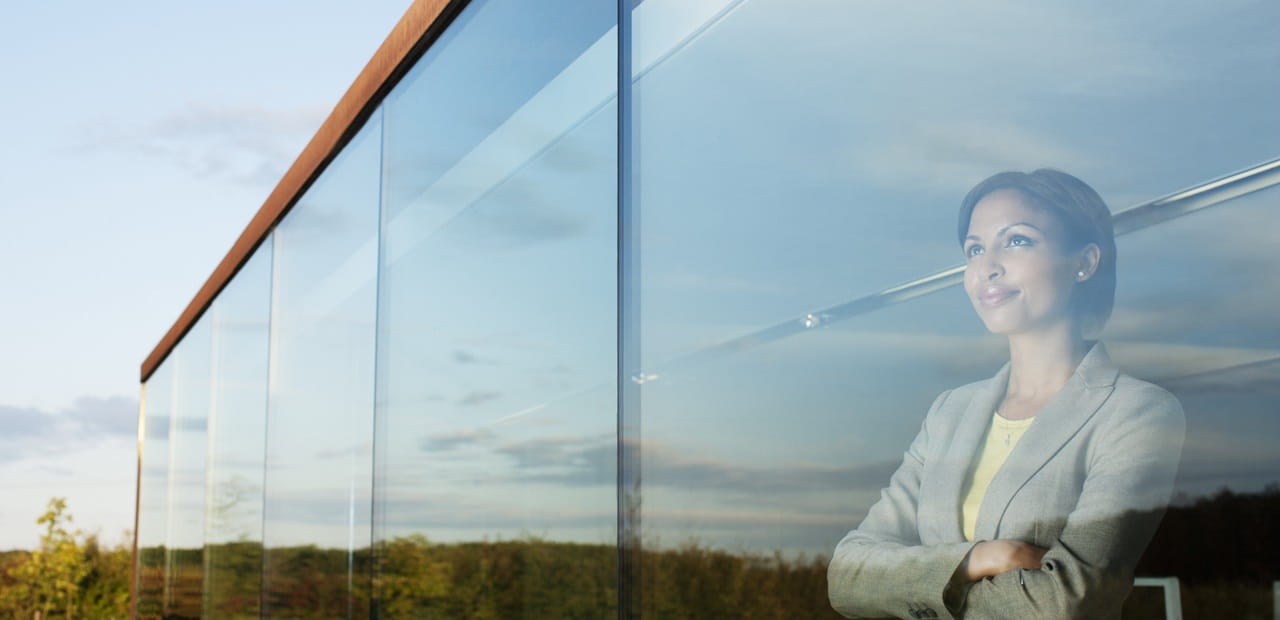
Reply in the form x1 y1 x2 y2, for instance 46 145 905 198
1077 271 1087 279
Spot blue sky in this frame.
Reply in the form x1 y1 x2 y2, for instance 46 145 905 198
0 1 413 550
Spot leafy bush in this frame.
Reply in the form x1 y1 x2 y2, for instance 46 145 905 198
0 498 130 619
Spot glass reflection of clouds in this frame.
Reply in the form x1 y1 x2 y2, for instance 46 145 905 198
373 0 617 562
631 165 1280 557
261 114 381 617
130 0 1280 615
202 241 271 618
669 158 1280 371
164 314 212 618
632 0 1280 559
1114 183 1280 499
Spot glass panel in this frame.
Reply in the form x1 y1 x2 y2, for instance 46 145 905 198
374 0 618 616
165 315 213 618
1114 183 1280 617
135 362 173 620
203 240 273 618
629 0 1280 617
262 116 381 618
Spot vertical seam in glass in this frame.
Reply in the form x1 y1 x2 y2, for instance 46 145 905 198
129 384 147 619
163 357 180 617
202 306 222 617
367 103 387 620
260 232 278 619
616 0 638 617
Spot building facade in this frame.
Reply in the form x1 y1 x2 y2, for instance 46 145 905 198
133 0 1280 617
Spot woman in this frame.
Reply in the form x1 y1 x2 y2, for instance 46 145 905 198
827 170 1184 619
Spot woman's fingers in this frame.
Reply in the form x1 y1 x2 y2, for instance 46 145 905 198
965 540 1049 580
1011 541 1048 570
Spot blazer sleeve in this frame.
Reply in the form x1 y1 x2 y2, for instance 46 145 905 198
827 390 978 619
950 384 1186 619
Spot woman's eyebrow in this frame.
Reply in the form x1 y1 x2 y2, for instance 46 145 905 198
966 221 1043 242
997 221 1044 236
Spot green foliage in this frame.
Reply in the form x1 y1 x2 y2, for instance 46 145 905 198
641 543 835 619
387 537 617 619
374 535 451 617
242 536 824 619
8 488 1277 618
0 498 130 620
202 541 262 618
260 543 372 618
133 544 166 619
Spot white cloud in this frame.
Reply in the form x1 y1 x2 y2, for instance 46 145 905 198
0 396 137 464
0 395 139 549
78 103 327 187
848 121 1098 195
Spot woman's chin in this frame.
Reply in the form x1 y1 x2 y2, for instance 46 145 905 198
981 316 1078 338
979 316 1024 335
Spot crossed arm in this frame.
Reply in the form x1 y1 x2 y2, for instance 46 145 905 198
827 387 1184 619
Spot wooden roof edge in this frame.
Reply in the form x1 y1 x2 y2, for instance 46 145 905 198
140 0 465 382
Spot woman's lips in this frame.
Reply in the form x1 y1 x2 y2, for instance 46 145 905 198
978 286 1018 308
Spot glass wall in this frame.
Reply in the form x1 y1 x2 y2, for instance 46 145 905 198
134 0 1280 617
373 0 618 616
261 116 382 618
202 242 272 618
627 0 1280 617
165 315 213 618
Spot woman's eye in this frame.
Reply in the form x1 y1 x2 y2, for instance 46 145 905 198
1007 235 1034 248
965 244 983 258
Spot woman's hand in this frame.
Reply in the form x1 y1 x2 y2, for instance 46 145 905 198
960 540 1048 581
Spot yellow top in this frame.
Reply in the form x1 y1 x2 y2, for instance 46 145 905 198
961 411 1035 541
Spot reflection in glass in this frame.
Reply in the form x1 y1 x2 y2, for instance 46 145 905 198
126 0 1280 615
1114 182 1280 616
374 0 618 616
202 241 272 618
165 316 213 618
825 170 1184 618
135 362 173 620
262 116 381 618
629 0 1280 617
1112 182 1280 495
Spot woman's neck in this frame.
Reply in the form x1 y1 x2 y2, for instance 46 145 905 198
1004 326 1090 404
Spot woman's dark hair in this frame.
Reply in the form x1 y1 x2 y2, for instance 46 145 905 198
957 169 1117 335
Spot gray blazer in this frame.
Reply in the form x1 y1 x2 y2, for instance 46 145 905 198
828 343 1184 620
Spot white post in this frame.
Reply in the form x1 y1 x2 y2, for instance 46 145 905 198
1134 577 1182 620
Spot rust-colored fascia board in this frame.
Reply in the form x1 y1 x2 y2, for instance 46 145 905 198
140 0 465 382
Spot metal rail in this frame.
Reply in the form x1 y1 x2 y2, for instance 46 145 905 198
645 157 1280 378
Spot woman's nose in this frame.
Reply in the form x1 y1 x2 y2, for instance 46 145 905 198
983 257 1004 280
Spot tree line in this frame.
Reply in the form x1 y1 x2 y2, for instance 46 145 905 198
4 486 1276 618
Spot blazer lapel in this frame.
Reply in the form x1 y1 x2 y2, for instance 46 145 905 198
973 343 1120 541
929 363 1010 542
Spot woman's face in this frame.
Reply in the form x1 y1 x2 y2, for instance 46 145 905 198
962 189 1086 336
